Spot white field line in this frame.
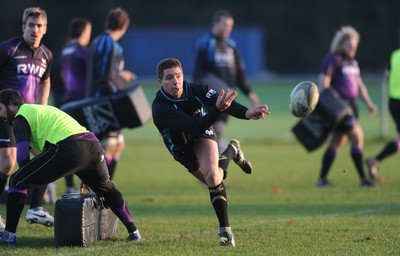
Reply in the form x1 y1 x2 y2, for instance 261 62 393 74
57 205 399 256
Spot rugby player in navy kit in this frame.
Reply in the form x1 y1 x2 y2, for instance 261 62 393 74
316 26 377 187
0 89 141 244
0 7 54 226
192 9 260 148
86 7 136 180
152 58 269 246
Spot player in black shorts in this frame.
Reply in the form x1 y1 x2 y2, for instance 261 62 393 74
152 58 270 246
0 118 16 229
0 89 141 244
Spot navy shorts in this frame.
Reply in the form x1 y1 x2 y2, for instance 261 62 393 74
173 127 217 173
0 118 15 148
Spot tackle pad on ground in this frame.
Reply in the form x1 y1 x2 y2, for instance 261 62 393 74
54 193 118 247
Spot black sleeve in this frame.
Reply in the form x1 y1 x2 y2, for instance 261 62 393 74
224 100 248 119
192 82 248 120
13 116 31 144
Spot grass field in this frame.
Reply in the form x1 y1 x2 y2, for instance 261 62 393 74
1 80 399 255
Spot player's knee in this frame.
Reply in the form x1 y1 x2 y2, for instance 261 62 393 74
204 170 222 187
1 161 14 175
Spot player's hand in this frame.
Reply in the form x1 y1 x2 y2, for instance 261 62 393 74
119 70 137 82
368 102 378 116
216 89 237 111
80 181 91 193
245 104 270 120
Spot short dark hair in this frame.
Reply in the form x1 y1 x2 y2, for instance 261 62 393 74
105 7 130 31
68 17 91 39
157 58 183 80
22 7 47 25
212 9 233 24
0 89 24 107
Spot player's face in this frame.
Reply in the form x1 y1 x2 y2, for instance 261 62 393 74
22 16 47 48
81 23 92 47
213 16 234 39
159 67 184 99
342 38 358 59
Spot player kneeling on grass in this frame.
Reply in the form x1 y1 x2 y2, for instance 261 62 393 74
152 58 270 246
0 89 141 245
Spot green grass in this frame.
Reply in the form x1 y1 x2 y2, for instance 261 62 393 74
1 80 399 255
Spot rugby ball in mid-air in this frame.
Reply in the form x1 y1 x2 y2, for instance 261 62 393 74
289 81 319 117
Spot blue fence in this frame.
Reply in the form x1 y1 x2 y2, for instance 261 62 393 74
120 26 265 80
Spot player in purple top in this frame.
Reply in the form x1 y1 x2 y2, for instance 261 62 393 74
60 17 92 194
316 26 377 187
0 7 54 227
0 7 52 105
61 17 92 103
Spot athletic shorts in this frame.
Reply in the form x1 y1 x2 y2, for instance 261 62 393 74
0 118 15 148
173 127 217 173
389 98 400 133
335 100 358 133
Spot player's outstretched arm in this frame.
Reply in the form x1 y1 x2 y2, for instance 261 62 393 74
245 105 270 120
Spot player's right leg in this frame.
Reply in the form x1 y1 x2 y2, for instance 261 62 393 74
347 124 374 187
75 140 141 242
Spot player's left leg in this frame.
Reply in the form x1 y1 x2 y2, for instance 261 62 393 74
194 138 235 246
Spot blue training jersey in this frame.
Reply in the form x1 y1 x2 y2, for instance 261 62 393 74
86 32 125 97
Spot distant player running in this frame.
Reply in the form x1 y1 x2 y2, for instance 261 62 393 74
316 26 377 187
152 58 269 246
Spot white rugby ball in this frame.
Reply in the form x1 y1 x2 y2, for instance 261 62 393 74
289 81 319 117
